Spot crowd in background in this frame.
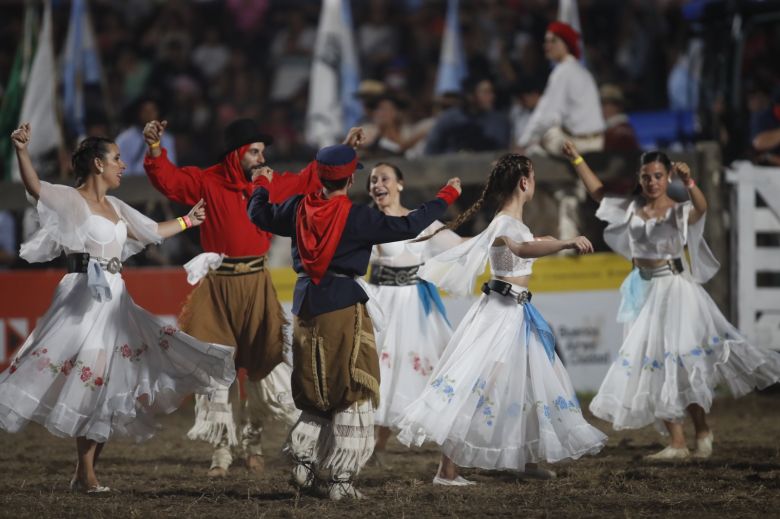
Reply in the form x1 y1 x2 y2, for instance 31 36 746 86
0 0 779 267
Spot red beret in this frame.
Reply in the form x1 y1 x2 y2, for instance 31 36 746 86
547 21 581 59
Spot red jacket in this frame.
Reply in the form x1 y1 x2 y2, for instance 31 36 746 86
144 149 321 256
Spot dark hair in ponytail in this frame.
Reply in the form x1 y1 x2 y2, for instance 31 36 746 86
71 137 115 187
639 150 672 174
420 153 533 241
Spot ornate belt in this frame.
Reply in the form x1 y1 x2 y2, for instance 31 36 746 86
481 279 532 305
636 258 683 280
215 256 265 275
369 265 421 286
66 253 122 274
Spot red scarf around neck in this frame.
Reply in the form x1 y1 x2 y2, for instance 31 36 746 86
295 192 353 284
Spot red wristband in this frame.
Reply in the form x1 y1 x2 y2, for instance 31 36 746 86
436 185 460 206
183 215 192 228
685 178 695 189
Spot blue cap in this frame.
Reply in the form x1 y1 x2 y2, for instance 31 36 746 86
315 144 364 169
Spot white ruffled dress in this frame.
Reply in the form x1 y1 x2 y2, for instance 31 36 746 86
589 197 780 431
0 182 236 443
362 221 461 428
395 215 607 470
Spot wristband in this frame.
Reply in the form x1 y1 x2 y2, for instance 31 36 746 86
436 185 460 205
150 141 161 149
183 215 193 228
177 217 187 230
571 156 584 166
685 178 695 189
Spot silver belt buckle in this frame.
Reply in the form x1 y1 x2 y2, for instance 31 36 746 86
106 257 122 274
394 270 410 285
515 290 530 305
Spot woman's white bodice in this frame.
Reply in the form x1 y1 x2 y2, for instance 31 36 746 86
627 208 685 260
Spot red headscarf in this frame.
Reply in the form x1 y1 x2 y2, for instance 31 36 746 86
220 143 254 196
295 192 352 284
547 21 581 59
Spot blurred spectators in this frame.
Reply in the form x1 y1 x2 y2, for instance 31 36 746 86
425 75 510 155
600 84 640 152
116 96 177 175
269 11 316 102
510 77 544 149
362 93 430 159
0 211 17 268
752 88 780 166
2 0 779 268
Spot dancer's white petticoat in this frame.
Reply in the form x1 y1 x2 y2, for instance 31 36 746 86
589 196 780 431
0 182 236 443
395 215 607 470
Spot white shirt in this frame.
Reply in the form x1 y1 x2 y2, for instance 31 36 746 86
518 56 605 147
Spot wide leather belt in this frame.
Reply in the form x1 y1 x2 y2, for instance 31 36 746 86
215 256 265 275
66 253 122 274
369 265 420 286
481 279 532 305
636 258 683 280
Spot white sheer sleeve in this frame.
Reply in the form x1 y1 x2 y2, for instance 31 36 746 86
596 195 633 261
19 181 90 263
406 220 463 262
108 196 162 260
418 215 530 296
674 201 720 283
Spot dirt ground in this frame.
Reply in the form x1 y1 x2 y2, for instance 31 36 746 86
1 391 778 519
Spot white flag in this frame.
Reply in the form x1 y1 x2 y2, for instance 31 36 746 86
557 0 584 63
305 0 361 149
12 0 62 182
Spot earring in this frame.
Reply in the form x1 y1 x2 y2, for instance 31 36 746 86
398 185 404 192
98 168 104 174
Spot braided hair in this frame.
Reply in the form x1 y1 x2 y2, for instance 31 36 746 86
420 153 533 241
71 136 115 187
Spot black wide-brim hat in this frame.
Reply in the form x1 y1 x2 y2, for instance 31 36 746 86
221 118 274 158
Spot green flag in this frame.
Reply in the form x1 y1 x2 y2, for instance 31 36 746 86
0 4 36 180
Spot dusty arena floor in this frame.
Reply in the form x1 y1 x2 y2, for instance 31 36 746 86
1 392 778 519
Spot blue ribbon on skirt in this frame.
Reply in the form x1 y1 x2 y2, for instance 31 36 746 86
523 302 556 363
417 280 451 327
617 269 650 323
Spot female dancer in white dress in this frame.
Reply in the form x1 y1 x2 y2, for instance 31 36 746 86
363 163 462 461
0 124 236 492
562 141 780 460
395 154 607 484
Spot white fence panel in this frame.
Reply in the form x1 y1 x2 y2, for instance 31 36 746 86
726 161 780 351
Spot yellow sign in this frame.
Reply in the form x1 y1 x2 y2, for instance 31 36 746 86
267 252 632 302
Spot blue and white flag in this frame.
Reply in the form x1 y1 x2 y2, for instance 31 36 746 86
61 0 102 138
305 0 361 148
434 0 467 96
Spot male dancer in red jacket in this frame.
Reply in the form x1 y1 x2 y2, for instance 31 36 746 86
143 118 363 477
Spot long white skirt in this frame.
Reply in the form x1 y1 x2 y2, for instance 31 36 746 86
0 272 236 443
395 292 607 470
369 284 452 427
589 273 780 431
